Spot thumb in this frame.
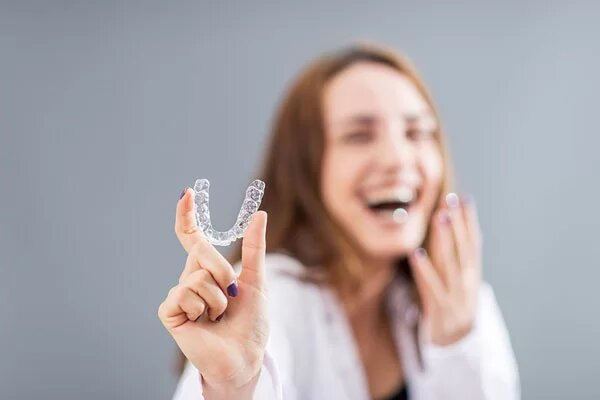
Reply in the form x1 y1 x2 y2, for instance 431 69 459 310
238 211 268 290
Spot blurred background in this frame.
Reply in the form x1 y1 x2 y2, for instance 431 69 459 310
1 1 599 399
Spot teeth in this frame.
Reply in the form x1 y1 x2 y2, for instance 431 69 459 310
396 187 414 203
366 187 415 206
370 206 409 224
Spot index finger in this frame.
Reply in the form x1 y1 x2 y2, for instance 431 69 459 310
238 211 268 291
175 187 204 253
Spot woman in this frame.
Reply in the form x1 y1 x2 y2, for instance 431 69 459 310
158 43 520 399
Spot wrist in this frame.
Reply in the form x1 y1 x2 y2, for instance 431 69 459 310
200 369 261 400
431 322 474 346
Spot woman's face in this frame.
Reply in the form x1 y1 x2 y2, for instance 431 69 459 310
321 61 443 264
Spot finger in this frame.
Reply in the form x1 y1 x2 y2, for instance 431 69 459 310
460 196 483 289
238 211 268 291
461 194 482 261
178 287 208 321
175 187 204 253
179 239 239 298
158 291 187 330
409 248 445 314
159 286 207 328
445 193 470 270
182 269 228 321
429 209 460 289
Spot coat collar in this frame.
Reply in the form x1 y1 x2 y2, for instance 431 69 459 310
318 273 420 400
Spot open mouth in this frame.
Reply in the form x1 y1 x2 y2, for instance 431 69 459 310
364 188 417 224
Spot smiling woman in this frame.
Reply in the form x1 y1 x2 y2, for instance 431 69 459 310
159 42 520 400
321 61 445 271
229 45 455 292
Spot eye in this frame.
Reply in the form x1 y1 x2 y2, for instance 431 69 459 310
342 130 374 144
407 127 435 141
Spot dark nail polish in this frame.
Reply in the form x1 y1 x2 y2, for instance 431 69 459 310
179 187 187 200
415 247 427 258
227 282 239 297
216 314 224 322
445 192 460 208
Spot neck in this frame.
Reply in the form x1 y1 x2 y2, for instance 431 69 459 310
338 257 396 332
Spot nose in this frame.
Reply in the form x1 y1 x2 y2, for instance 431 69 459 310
375 121 415 172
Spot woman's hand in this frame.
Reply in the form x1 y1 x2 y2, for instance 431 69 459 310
409 193 482 346
158 188 269 394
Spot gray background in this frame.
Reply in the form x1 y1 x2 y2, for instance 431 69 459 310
1 1 599 399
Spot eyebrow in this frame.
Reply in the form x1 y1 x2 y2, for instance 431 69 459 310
335 111 435 127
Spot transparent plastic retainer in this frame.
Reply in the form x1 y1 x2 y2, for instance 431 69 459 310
193 179 265 246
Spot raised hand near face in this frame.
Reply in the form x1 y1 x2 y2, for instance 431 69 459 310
409 193 482 346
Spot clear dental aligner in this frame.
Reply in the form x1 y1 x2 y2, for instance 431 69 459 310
193 178 265 246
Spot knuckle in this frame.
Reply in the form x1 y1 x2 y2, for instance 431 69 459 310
197 268 211 282
176 216 200 236
157 302 166 320
197 299 207 314
189 304 205 321
243 241 266 251
186 269 210 288
171 286 187 303
206 290 228 312
213 296 228 314
182 223 199 236
215 264 234 285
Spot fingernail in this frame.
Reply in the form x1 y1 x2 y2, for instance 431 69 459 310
227 281 239 297
438 209 450 224
445 192 460 208
415 247 427 258
216 314 224 322
179 187 188 200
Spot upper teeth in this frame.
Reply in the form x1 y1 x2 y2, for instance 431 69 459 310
366 187 415 206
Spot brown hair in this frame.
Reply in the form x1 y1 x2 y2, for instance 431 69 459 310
231 41 454 288
176 42 455 374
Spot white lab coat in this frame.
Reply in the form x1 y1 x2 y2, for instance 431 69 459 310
173 253 520 400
